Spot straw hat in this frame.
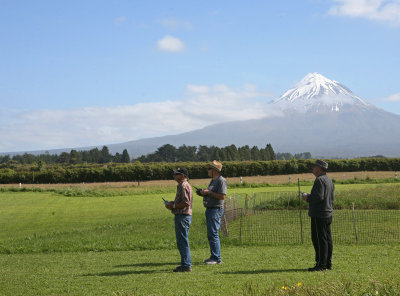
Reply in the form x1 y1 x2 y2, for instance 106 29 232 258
209 160 222 172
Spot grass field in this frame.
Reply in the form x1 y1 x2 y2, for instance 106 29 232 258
1 181 400 295
1 245 400 296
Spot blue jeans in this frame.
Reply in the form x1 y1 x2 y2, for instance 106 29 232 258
205 207 224 262
175 214 192 268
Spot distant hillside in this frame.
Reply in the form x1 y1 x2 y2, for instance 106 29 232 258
3 73 400 158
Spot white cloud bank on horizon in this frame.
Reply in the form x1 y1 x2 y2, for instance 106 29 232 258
157 35 186 52
329 0 400 25
383 92 400 101
0 85 277 152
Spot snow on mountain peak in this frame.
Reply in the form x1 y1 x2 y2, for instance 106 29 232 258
274 72 369 113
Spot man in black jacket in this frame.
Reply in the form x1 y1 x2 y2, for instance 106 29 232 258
302 160 334 271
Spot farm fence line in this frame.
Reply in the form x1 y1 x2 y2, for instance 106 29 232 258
221 192 400 245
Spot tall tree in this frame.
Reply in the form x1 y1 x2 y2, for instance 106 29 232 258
238 145 251 161
69 150 81 164
177 145 197 162
99 146 112 163
121 149 131 163
89 148 101 163
58 152 70 163
225 144 240 161
156 144 177 162
197 145 211 161
212 147 226 161
266 144 276 160
250 146 260 160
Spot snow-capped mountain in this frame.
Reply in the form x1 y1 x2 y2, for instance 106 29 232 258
273 72 370 113
6 73 400 158
104 73 398 158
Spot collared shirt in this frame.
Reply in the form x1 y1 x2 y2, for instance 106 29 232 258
203 175 227 209
172 179 193 215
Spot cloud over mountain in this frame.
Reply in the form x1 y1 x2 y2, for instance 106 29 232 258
101 72 400 158
0 84 274 152
3 73 399 158
384 92 400 102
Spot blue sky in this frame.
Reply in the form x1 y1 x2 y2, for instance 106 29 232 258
1 0 399 152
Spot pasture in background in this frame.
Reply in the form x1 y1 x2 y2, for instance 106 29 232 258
0 179 399 295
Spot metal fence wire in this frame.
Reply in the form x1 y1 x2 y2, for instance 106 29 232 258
221 192 400 245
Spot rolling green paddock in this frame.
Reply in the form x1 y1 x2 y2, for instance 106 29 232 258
0 184 399 254
229 183 400 209
1 245 400 296
1 183 400 295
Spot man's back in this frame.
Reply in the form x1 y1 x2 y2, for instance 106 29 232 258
308 174 335 218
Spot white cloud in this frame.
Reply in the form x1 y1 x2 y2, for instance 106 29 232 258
114 16 127 25
0 85 278 152
383 92 400 101
157 35 185 53
160 18 193 30
328 0 400 25
186 85 210 94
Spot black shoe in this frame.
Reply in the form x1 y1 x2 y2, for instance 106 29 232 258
173 266 192 272
327 265 332 270
308 265 327 272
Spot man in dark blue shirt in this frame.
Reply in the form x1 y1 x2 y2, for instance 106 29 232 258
302 160 335 271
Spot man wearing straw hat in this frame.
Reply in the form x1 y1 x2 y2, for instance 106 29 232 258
302 159 335 272
197 160 227 265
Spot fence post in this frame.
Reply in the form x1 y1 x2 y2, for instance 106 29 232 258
297 178 304 244
239 209 242 243
233 193 237 220
245 194 249 215
352 203 358 243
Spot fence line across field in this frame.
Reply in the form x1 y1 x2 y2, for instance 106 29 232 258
221 191 400 245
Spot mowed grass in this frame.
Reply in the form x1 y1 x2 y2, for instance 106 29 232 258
1 183 398 253
0 191 202 253
0 182 400 295
1 245 399 295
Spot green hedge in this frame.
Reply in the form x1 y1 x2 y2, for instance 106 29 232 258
0 158 399 184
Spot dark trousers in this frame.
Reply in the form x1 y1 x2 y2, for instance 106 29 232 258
311 216 333 268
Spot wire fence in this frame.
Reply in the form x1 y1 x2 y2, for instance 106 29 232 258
221 191 400 245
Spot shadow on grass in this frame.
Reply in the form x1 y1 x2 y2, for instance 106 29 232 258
83 270 168 276
83 262 178 276
114 262 176 268
222 268 306 274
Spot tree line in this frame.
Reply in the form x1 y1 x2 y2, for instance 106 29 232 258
0 158 399 184
0 144 312 166
0 146 130 165
136 144 280 162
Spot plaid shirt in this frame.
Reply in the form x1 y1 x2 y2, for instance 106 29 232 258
172 180 193 215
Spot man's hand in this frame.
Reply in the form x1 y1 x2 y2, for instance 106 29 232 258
301 192 309 201
165 201 174 210
201 189 210 196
